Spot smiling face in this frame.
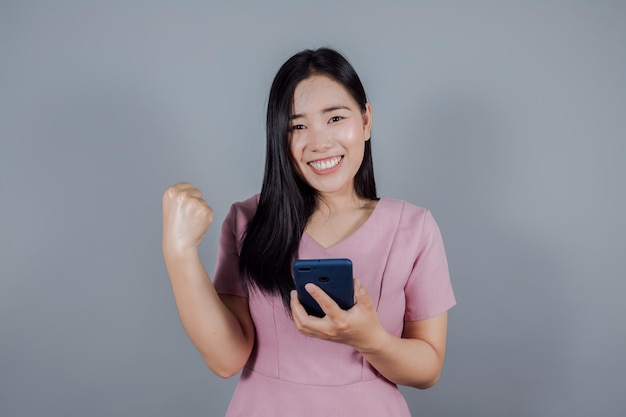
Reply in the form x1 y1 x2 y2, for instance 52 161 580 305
289 75 372 200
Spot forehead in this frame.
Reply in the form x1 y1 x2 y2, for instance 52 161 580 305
292 75 356 112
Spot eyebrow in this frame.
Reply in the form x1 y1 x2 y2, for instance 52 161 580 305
289 105 352 121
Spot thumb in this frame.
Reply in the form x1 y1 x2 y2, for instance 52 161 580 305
353 278 374 309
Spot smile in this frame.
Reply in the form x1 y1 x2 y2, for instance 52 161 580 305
308 156 343 171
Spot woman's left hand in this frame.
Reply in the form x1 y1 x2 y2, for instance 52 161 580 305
290 278 388 352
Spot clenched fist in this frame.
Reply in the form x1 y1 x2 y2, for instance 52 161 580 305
162 182 214 255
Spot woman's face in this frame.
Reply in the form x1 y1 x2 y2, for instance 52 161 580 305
289 75 372 199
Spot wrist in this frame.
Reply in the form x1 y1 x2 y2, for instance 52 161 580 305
163 244 200 264
355 324 392 355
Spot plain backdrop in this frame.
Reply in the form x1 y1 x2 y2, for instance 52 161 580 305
1 1 625 416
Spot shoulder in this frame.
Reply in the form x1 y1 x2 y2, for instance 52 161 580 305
378 196 432 224
377 197 443 242
229 194 260 218
223 194 259 235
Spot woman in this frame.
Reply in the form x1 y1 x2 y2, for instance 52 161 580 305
162 48 456 416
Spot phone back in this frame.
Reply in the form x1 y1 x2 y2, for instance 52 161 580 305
293 258 354 317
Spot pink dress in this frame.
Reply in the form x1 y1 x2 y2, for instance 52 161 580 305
213 196 456 417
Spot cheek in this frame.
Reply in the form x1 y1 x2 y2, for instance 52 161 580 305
340 121 364 143
289 134 307 160
287 140 305 178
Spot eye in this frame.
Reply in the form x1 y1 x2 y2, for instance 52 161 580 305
291 124 306 131
329 116 344 123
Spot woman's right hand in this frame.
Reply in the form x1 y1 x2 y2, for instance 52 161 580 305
161 184 255 377
162 182 214 256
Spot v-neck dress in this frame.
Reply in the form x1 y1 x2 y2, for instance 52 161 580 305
213 195 456 417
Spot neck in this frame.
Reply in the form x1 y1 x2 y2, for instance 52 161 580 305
315 191 372 216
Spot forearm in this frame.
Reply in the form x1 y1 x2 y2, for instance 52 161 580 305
164 250 253 377
358 327 444 389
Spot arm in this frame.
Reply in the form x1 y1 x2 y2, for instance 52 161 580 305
163 183 254 378
290 279 448 388
360 313 447 389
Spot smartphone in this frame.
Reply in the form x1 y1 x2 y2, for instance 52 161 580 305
292 258 354 317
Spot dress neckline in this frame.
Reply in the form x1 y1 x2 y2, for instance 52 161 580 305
302 197 385 251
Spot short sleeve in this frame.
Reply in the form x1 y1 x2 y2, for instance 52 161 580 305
213 203 247 297
404 210 456 321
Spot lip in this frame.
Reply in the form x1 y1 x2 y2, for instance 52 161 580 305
307 155 344 174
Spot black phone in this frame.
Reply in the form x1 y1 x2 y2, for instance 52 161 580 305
292 258 354 317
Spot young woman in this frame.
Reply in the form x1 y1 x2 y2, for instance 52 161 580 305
162 48 456 416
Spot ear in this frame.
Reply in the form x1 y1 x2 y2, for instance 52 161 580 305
362 102 372 141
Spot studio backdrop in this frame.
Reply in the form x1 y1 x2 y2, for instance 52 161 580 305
1 1 625 416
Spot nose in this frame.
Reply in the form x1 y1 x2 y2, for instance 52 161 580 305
308 125 332 152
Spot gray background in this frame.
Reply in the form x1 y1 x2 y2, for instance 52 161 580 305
1 1 625 416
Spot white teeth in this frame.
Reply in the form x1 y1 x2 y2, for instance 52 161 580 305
309 156 342 171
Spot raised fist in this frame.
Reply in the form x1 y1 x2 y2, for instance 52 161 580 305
162 182 214 255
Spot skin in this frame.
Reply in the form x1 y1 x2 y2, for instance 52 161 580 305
289 75 371 202
162 75 449 387
162 183 254 378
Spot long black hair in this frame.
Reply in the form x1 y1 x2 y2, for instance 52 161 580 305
239 47 377 310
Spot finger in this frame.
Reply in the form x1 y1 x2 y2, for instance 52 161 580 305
305 283 343 318
194 202 214 223
290 291 315 333
290 290 303 315
164 182 201 203
169 182 198 197
185 195 212 212
290 290 311 321
353 278 374 310
180 187 203 200
172 181 195 190
172 181 202 196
